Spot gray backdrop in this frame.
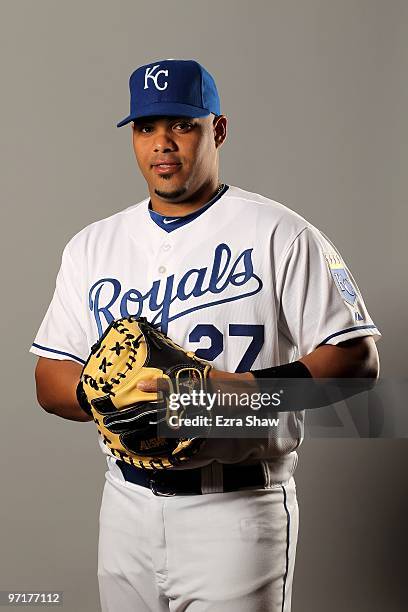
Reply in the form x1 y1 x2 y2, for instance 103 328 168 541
1 1 407 610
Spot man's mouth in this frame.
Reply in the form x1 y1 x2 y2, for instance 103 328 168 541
152 162 182 175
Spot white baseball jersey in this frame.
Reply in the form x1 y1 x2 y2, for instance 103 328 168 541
30 185 381 483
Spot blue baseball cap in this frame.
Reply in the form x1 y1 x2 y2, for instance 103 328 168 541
117 59 221 127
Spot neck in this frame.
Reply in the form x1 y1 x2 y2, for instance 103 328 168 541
149 178 221 217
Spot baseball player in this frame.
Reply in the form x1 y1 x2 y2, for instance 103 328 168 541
31 59 380 612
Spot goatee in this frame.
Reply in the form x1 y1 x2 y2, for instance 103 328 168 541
154 185 188 200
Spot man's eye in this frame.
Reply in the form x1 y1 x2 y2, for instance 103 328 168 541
133 124 154 133
174 122 193 131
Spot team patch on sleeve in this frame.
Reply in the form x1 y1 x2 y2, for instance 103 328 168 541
324 252 361 314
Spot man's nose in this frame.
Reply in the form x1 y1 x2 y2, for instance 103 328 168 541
153 130 177 153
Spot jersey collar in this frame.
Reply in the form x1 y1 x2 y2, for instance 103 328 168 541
148 184 229 233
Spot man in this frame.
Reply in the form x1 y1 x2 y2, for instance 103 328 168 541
31 59 380 611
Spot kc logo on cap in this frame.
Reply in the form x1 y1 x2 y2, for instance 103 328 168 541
144 65 169 91
117 59 221 127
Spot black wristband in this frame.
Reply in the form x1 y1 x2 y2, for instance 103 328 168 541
251 361 312 379
251 361 313 402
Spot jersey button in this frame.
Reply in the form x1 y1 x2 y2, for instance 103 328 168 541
158 266 166 274
162 243 171 252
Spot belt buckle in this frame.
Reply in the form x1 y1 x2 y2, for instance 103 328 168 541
149 475 177 497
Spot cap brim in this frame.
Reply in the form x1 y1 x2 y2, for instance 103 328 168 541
116 102 212 127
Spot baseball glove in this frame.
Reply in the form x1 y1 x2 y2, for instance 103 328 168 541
76 316 213 470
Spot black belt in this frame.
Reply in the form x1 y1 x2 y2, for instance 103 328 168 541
116 460 266 496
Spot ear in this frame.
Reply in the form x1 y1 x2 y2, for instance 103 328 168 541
213 115 227 148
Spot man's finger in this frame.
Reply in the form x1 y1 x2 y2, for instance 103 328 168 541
136 380 157 393
136 377 170 394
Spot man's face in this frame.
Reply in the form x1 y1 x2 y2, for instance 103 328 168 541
131 114 226 202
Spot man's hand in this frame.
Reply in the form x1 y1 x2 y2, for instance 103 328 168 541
137 370 261 417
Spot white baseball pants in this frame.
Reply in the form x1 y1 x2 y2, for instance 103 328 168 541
98 467 299 612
